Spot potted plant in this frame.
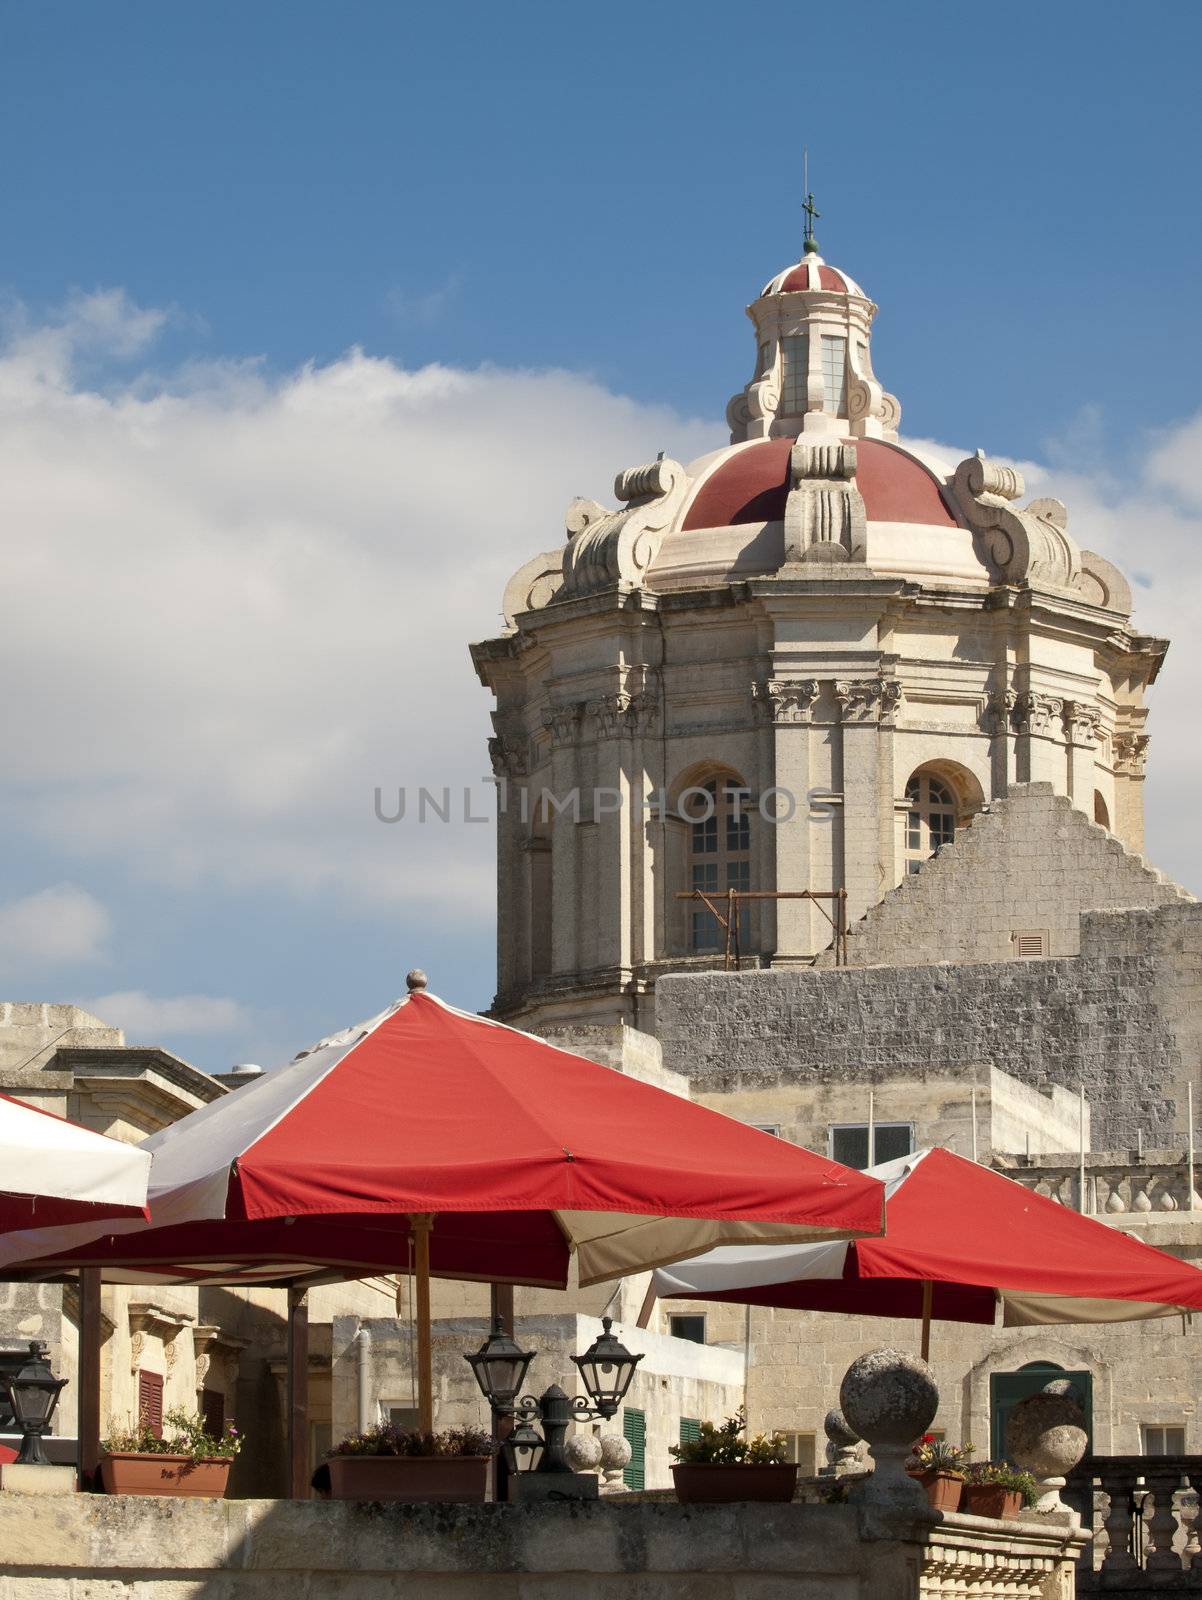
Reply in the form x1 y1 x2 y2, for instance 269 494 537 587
906 1435 972 1512
326 1423 495 1503
962 1461 1036 1519
669 1410 798 1503
99 1407 241 1497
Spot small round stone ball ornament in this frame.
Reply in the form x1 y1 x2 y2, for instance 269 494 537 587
1004 1393 1088 1514
824 1406 864 1476
598 1432 631 1487
839 1347 939 1509
564 1430 603 1473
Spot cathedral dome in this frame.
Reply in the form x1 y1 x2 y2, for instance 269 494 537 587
679 437 955 533
760 254 866 298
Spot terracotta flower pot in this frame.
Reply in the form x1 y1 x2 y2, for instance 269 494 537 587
671 1463 798 1503
911 1469 964 1512
963 1483 1022 1519
99 1452 233 1498
326 1453 491 1503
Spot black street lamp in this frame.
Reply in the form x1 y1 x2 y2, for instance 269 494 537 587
3 1341 68 1466
466 1315 642 1500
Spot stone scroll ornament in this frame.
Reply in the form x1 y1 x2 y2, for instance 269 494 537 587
951 452 1082 592
782 440 867 565
559 456 691 600
839 1347 939 1510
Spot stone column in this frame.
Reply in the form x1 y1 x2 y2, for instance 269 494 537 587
757 678 818 961
544 704 583 978
587 693 636 982
1114 731 1150 852
489 736 531 1000
1063 701 1101 810
986 688 1017 797
834 675 901 932
1014 691 1066 788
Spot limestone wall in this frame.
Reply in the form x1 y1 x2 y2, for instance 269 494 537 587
819 783 1191 970
657 901 1202 1148
0 1493 1088 1600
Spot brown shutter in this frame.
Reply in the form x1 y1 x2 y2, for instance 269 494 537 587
200 1388 225 1438
137 1370 164 1438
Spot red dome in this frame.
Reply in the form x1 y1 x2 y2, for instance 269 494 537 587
680 438 958 532
779 263 850 293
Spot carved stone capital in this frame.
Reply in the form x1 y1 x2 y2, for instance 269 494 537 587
983 688 1017 737
1014 691 1065 737
1062 700 1102 748
543 703 584 749
753 677 821 724
488 734 529 779
1114 732 1150 775
833 675 903 724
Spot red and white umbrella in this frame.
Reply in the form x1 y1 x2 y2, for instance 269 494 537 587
652 1146 1202 1353
0 982 884 1433
0 1092 150 1232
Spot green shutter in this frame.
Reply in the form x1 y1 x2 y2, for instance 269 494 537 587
679 1417 701 1446
623 1406 646 1490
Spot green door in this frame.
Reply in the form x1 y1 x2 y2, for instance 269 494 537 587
990 1362 1092 1460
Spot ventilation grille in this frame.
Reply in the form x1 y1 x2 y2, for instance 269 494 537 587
1012 930 1050 959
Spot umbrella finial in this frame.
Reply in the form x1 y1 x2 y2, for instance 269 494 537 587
406 969 429 992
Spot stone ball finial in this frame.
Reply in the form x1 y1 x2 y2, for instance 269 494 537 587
824 1406 861 1449
1005 1393 1088 1515
839 1348 939 1510
406 969 429 992
564 1431 603 1474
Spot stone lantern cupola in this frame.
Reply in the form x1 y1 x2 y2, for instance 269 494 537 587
726 246 900 444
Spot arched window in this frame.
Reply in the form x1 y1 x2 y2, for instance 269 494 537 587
1094 791 1110 830
684 777 752 953
904 771 957 875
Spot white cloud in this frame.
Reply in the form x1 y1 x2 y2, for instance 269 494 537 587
83 990 254 1039
0 290 721 926
0 884 111 970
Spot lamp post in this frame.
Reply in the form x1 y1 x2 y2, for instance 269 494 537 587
466 1316 642 1501
3 1341 68 1466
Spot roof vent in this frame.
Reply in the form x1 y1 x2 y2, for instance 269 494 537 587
231 1062 264 1076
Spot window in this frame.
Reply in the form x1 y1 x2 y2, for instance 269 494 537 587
830 1122 912 1170
137 1370 164 1439
1094 791 1110 830
669 1315 706 1345
200 1388 225 1438
904 772 957 875
757 341 771 378
679 1417 701 1446
821 335 848 414
1144 1425 1186 1456
778 1432 816 1474
750 1123 781 1137
383 1403 420 1430
622 1407 646 1490
780 334 809 414
685 778 752 954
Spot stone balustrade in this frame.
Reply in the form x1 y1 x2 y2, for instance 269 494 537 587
995 1153 1202 1215
0 1493 1088 1600
1067 1453 1202 1586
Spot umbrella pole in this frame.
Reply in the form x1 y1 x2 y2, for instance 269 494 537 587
287 1286 309 1499
412 1214 435 1433
920 1279 933 1364
78 1268 102 1490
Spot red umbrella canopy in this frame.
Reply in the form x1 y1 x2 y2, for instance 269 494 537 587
0 1092 151 1232
0 989 883 1288
653 1146 1202 1325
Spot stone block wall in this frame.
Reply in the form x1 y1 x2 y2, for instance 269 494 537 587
657 901 1202 1148
817 782 1191 970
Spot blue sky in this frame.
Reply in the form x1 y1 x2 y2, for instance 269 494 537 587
1 1 1200 1072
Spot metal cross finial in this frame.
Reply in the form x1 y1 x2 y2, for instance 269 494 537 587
802 147 820 255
